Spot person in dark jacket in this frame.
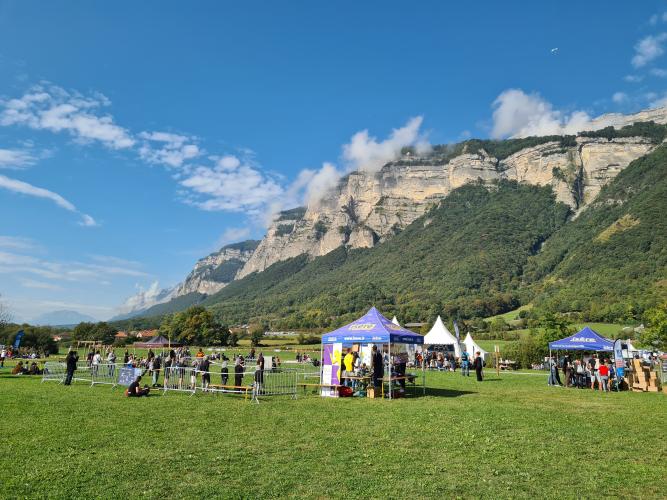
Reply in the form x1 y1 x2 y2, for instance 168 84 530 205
64 350 79 385
234 356 244 389
220 355 229 386
473 351 484 381
371 345 384 387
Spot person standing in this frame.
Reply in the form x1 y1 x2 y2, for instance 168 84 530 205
152 354 161 387
588 355 598 390
371 345 383 388
0 347 6 368
598 360 609 393
64 350 79 385
234 355 244 388
460 349 470 377
343 348 354 387
473 351 484 381
200 356 210 391
221 355 229 386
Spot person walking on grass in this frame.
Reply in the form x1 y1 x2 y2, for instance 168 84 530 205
473 351 484 381
234 355 244 389
152 354 161 387
221 355 229 386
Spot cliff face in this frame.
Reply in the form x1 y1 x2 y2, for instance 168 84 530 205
171 241 259 297
238 135 656 278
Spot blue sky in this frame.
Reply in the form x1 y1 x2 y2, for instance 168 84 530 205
0 1 666 321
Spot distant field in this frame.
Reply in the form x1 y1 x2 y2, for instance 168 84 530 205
1 366 664 498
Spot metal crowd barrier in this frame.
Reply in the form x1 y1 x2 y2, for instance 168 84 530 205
162 366 197 395
91 363 118 388
73 362 93 383
252 369 298 403
41 361 66 383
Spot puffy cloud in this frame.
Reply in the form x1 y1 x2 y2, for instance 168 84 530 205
138 131 201 168
0 173 96 226
216 227 251 247
116 281 170 315
631 33 667 68
491 89 594 138
342 116 429 172
612 92 628 104
650 67 667 77
0 148 35 169
624 74 644 83
0 84 134 149
179 154 284 214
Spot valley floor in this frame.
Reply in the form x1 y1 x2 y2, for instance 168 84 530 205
0 367 665 498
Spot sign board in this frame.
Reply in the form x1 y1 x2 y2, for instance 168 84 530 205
613 339 624 378
118 367 143 387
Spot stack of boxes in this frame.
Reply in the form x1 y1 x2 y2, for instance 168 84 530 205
626 359 662 392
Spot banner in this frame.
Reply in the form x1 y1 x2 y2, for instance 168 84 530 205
613 339 624 378
118 367 143 386
12 330 24 350
453 320 460 342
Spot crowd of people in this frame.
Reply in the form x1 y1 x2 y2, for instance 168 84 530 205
418 349 485 381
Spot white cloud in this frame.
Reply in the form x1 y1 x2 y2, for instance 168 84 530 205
649 91 667 108
0 236 37 250
491 89 595 138
116 281 170 315
342 116 429 172
624 74 644 83
650 67 667 77
0 173 96 226
612 92 628 104
0 148 35 169
216 227 252 247
180 155 284 214
632 33 667 68
0 84 134 149
138 131 201 168
19 278 63 291
78 214 99 227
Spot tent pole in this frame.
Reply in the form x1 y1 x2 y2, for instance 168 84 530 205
388 341 391 401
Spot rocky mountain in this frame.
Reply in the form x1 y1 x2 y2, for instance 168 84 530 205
171 240 259 296
238 123 662 278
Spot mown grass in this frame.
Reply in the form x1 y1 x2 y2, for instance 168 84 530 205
1 366 664 499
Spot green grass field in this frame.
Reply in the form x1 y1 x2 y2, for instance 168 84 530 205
1 364 665 498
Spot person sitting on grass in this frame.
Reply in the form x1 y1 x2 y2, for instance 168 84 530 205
127 375 150 397
11 361 27 375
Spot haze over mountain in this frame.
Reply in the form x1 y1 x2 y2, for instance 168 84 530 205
32 310 97 326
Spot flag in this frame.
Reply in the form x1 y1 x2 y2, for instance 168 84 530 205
453 320 460 342
12 330 24 350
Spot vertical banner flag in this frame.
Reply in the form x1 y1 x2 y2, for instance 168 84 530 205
613 339 624 378
453 320 460 342
13 330 24 350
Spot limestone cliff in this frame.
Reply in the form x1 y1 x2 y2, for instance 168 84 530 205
171 240 259 297
238 134 657 278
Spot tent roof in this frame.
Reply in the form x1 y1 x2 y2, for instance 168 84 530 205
423 316 458 345
548 326 613 351
463 333 487 356
133 335 182 348
391 316 400 326
323 307 424 345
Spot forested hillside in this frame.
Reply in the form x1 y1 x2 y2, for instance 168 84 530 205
525 145 667 321
197 180 571 327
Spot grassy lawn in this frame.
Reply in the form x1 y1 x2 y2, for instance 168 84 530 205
1 366 664 498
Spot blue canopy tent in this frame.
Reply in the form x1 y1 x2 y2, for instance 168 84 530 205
320 307 425 399
549 326 614 351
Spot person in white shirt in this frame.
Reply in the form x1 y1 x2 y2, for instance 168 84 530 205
92 351 102 376
1 348 7 368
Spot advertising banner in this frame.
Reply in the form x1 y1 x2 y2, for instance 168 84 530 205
613 339 625 378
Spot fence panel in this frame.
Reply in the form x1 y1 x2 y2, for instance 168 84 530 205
73 362 92 383
91 363 118 387
42 362 65 383
252 369 297 402
163 366 196 395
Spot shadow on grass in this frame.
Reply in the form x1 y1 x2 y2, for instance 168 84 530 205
423 387 476 398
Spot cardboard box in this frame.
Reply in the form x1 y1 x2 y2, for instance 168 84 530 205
367 387 376 399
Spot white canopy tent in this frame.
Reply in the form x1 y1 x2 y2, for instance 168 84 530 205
423 316 462 358
463 333 488 360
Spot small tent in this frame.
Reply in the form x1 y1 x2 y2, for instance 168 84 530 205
133 335 182 348
423 316 461 357
391 316 400 326
463 333 488 360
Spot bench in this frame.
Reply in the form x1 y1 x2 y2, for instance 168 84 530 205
206 384 252 399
